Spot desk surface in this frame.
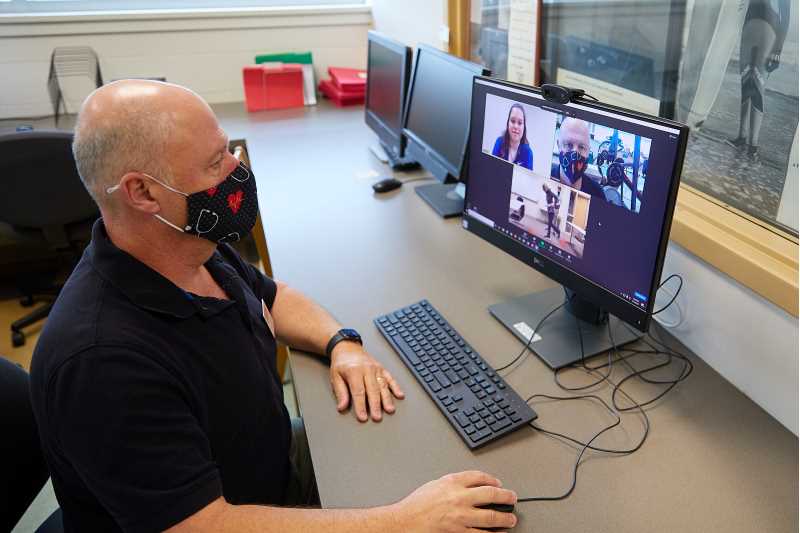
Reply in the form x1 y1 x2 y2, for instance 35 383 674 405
219 101 798 532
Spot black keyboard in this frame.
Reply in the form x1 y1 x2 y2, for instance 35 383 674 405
375 300 537 449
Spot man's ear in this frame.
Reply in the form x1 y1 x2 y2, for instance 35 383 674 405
116 172 162 214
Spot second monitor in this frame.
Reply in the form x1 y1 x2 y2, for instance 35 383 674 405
403 45 490 218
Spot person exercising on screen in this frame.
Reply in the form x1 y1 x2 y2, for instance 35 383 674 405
550 117 603 199
492 103 534 169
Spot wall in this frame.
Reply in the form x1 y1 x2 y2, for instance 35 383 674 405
370 0 447 51
0 5 371 119
657 242 798 435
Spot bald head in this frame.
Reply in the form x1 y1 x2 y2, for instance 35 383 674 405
72 79 215 209
557 117 591 158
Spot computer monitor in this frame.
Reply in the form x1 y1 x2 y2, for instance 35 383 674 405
403 45 490 218
463 77 689 369
365 31 415 168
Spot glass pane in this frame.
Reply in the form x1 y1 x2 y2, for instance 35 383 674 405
469 0 799 234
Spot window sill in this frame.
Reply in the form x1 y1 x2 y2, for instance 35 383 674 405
0 4 371 36
670 185 798 316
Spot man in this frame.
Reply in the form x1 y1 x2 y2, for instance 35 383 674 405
543 183 561 240
29 80 517 532
551 117 604 199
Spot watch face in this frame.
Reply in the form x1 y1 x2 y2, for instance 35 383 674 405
341 328 360 340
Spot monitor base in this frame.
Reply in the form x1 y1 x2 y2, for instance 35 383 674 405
415 183 465 218
370 143 420 170
488 287 643 370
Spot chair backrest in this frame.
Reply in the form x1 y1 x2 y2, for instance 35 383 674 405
0 356 50 532
1 129 99 231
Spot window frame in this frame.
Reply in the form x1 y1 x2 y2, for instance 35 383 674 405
448 0 799 317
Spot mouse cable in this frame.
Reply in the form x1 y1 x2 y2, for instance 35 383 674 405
515 324 652 503
496 274 682 382
516 391 623 502
398 176 436 184
494 299 566 373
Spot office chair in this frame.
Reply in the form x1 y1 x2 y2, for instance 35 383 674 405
0 355 62 532
509 196 525 221
0 130 98 347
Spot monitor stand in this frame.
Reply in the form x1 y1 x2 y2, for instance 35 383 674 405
369 143 420 170
488 287 643 370
415 182 465 218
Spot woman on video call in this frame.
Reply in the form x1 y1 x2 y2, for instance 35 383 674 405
492 103 533 170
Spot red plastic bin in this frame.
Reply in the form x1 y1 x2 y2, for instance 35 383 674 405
242 64 304 112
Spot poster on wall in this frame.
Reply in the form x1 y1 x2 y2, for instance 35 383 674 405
555 68 661 116
676 0 798 230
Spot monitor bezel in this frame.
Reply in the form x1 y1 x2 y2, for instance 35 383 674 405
402 44 490 182
365 31 412 159
463 76 689 331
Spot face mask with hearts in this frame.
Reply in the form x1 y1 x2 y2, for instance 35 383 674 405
107 161 258 244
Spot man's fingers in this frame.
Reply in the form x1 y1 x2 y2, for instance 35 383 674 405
348 375 369 422
469 485 518 506
447 470 503 488
378 375 395 414
470 508 517 530
382 369 405 399
331 372 350 412
364 372 383 422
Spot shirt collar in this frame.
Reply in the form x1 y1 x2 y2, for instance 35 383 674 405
88 219 231 319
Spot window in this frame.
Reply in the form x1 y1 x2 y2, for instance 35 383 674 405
456 0 798 315
0 0 364 14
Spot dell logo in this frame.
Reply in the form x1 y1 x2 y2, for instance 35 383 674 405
533 257 543 268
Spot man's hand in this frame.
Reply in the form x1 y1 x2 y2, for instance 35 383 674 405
330 342 405 422
394 471 518 532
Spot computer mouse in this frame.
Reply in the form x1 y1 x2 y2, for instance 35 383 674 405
477 503 516 531
478 502 515 514
372 177 402 193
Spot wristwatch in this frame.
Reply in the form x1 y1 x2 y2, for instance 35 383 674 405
325 328 363 358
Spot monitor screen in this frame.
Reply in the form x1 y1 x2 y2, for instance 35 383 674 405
365 31 409 152
463 77 688 330
404 46 487 178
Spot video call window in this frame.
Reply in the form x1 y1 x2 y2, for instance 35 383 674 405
480 93 556 174
509 166 591 259
549 114 653 214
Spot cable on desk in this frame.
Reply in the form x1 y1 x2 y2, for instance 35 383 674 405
512 280 693 504
495 300 566 373
398 176 436 185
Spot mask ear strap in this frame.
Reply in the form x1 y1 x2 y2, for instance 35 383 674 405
106 173 189 196
154 214 190 233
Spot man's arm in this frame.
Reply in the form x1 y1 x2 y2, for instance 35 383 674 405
167 471 518 533
270 281 405 422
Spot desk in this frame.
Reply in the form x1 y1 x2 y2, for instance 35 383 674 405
218 101 798 532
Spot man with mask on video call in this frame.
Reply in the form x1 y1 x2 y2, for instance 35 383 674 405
551 117 604 199
29 80 518 533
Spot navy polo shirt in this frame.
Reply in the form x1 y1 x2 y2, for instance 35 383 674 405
30 220 292 533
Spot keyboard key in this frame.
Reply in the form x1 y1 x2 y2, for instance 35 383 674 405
469 414 481 423
454 413 471 427
476 390 487 399
464 425 476 435
434 372 451 388
470 428 492 442
475 420 487 430
511 414 522 423
490 418 512 432
484 415 497 425
442 397 453 406
430 382 442 393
